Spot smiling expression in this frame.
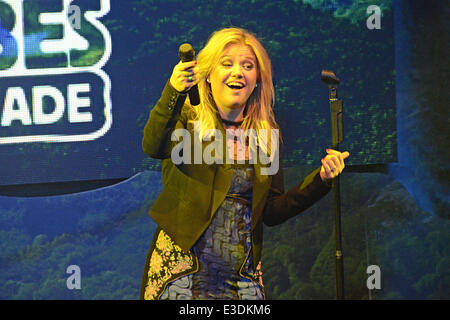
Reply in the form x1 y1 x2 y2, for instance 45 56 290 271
209 44 258 114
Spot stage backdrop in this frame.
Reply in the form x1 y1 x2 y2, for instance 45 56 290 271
0 0 396 188
6 0 446 302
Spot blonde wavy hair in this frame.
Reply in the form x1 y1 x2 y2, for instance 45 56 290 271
188 27 280 155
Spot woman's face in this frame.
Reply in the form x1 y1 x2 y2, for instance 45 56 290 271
209 44 258 113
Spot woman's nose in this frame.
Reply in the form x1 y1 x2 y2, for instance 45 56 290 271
230 64 244 78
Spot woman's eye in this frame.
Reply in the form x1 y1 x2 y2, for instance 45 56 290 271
220 60 254 70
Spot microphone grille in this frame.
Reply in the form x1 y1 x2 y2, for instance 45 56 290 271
179 43 195 62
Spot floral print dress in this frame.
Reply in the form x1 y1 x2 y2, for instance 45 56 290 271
143 125 264 300
159 165 264 300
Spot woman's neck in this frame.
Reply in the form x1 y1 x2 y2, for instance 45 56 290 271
217 105 245 122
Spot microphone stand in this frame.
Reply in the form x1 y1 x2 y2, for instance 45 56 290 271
321 70 344 300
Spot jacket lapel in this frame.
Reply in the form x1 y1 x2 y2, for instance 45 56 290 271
210 163 234 220
209 115 234 219
251 161 271 230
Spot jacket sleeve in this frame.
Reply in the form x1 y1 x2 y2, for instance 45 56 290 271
142 80 188 159
262 149 332 226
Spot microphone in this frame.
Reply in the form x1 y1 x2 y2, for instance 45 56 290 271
179 43 200 106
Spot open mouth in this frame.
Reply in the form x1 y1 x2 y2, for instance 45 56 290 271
226 81 245 90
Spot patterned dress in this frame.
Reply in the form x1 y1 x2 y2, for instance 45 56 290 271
159 164 264 300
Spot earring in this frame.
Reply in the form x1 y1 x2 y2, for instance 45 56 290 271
206 78 210 83
255 83 258 88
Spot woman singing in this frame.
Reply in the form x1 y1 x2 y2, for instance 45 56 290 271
140 27 349 300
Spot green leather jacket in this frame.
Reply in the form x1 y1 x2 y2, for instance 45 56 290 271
140 80 331 299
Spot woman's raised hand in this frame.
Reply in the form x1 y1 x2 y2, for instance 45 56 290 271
169 60 200 93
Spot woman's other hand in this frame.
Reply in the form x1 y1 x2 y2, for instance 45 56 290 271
320 148 350 181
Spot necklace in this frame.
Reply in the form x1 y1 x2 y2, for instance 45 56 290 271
220 117 243 127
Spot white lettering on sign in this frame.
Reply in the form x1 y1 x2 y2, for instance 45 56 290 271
1 84 92 126
0 0 112 144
